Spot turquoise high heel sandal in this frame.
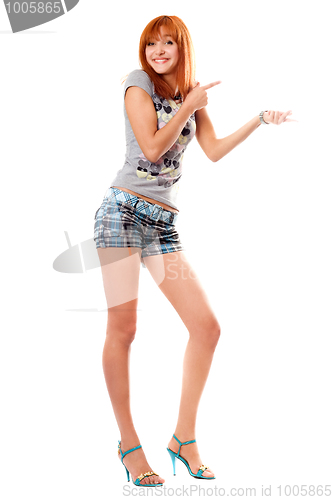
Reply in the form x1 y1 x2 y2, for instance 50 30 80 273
166 434 216 479
118 441 163 487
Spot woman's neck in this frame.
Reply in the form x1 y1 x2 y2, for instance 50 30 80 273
160 73 178 96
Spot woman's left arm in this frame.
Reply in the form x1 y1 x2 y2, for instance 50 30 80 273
195 108 295 163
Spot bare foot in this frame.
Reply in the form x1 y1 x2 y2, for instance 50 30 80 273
118 441 165 486
167 436 215 478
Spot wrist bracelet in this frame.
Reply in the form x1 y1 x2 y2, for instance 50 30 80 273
259 110 269 125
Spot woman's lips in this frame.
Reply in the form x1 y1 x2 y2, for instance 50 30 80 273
153 59 169 64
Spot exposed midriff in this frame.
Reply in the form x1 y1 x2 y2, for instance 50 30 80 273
111 186 179 213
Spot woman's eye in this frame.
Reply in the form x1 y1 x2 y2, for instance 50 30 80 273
166 41 173 45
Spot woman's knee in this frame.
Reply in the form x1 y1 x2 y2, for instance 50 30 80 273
190 318 221 347
106 322 137 345
106 306 137 345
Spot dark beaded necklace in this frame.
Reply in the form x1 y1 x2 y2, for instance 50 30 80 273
173 94 182 103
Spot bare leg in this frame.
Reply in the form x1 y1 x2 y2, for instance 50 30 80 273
143 251 221 477
97 247 165 485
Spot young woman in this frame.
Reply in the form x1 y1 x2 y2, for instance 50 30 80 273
93 15 295 487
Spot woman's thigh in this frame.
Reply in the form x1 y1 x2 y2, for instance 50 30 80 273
142 251 220 335
97 247 142 325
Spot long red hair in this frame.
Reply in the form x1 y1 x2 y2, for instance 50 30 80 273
138 15 196 101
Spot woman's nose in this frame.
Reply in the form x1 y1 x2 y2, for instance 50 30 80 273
156 43 165 55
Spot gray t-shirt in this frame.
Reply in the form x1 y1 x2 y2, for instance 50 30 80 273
110 69 196 211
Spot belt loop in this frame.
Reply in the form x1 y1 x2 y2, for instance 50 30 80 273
150 204 162 221
133 197 140 209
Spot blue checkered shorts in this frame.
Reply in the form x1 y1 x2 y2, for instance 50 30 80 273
93 187 185 267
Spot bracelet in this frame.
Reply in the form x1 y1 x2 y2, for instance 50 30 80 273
259 110 269 125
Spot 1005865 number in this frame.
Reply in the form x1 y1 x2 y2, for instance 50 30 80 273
5 2 61 14
277 485 332 496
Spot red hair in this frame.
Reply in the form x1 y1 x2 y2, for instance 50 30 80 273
138 15 196 101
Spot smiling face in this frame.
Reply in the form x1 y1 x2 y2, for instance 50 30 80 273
145 25 179 80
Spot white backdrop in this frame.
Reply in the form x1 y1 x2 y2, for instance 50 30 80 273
1 1 332 498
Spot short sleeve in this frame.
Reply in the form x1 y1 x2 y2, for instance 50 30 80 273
123 69 154 99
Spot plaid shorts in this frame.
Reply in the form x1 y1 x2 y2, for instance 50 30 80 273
93 187 185 268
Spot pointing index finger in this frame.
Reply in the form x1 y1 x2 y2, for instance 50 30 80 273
201 80 222 90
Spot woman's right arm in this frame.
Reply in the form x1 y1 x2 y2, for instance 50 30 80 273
125 81 221 163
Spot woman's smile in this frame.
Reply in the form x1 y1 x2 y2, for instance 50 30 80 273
145 26 179 79
153 58 170 64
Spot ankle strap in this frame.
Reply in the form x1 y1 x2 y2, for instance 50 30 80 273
173 434 196 457
118 440 142 463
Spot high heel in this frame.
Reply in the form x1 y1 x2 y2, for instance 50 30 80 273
118 441 164 487
166 434 216 479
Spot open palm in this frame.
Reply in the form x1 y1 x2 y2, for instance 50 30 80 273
264 110 298 124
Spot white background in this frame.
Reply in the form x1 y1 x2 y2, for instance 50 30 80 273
1 0 332 498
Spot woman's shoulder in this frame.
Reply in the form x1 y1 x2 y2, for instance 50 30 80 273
124 69 154 95
126 68 151 80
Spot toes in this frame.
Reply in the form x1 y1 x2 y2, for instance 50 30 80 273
139 475 162 485
202 468 214 477
152 475 164 485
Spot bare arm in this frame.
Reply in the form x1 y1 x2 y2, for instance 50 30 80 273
195 108 264 162
125 81 222 163
195 108 294 163
125 87 194 163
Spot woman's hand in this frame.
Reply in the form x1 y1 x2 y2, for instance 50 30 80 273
263 110 298 124
184 81 222 114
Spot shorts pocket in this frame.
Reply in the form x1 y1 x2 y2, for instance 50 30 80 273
94 195 120 220
94 200 107 221
100 203 124 237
